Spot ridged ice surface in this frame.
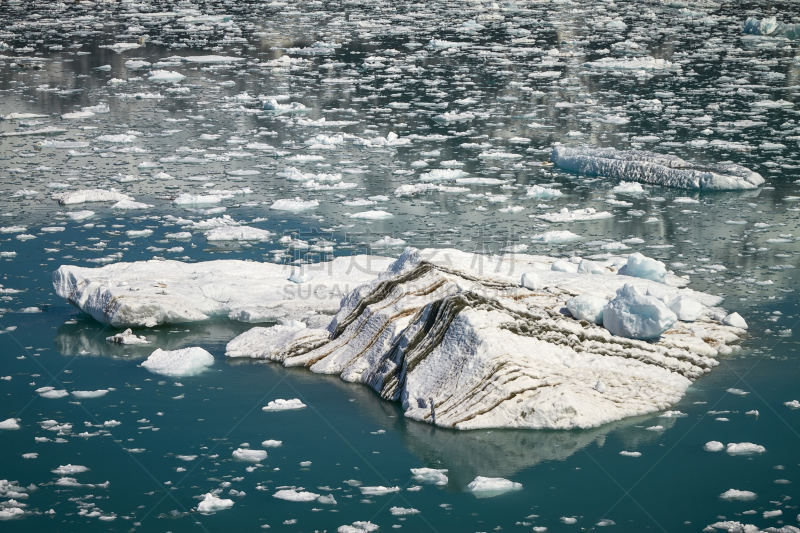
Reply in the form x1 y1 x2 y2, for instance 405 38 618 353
552 145 764 190
225 248 745 430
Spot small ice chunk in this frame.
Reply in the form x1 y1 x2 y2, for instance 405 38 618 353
262 398 306 412
141 347 214 377
36 387 69 399
719 489 757 501
359 485 401 496
567 294 607 324
784 400 800 410
0 418 20 430
722 312 748 329
410 467 448 486
619 450 641 457
526 184 563 199
348 210 393 220
602 284 677 340
619 253 667 283
270 198 319 212
704 441 724 452
273 488 320 502
112 199 152 210
612 181 644 195
338 521 379 533
466 476 522 498
71 389 110 399
197 492 234 513
390 506 420 516
54 189 132 205
205 226 273 242
148 70 185 84
52 464 89 475
530 230 582 243
67 210 95 221
261 439 282 448
726 442 765 456
232 448 267 462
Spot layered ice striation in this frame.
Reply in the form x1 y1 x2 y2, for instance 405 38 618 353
53 256 393 327
220 248 745 430
551 145 764 190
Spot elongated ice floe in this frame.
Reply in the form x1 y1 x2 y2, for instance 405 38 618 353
53 256 393 327
551 145 764 190
221 248 744 430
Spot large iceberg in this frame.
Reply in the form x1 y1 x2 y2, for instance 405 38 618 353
54 249 745 430
551 145 764 190
219 248 744 430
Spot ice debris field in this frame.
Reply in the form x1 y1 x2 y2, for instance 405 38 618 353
1 0 800 532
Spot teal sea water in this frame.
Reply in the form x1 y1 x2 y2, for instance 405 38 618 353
0 1 799 531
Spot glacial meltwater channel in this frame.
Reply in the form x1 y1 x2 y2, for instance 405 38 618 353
0 1 799 531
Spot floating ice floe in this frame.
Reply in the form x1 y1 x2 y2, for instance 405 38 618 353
232 448 267 462
552 145 764 190
54 255 392 327
0 419 20 430
53 189 133 205
526 185 563 199
148 70 185 83
725 442 766 456
140 347 214 377
262 398 306 412
205 226 273 242
348 210 393 220
221 248 744 430
466 476 522 498
270 198 319 212
272 488 323 502
52 464 89 475
196 492 234 513
583 56 677 71
71 389 110 399
537 207 613 223
719 489 757 501
743 16 800 39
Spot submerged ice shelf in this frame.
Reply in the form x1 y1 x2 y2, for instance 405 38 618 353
54 248 745 431
552 145 764 190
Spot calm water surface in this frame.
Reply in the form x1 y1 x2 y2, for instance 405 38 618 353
0 0 799 531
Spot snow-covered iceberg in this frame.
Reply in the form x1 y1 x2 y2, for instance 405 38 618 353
222 248 744 430
743 17 800 39
53 256 393 327
551 145 764 190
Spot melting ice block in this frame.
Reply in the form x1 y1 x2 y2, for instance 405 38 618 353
551 145 764 190
224 248 744 430
141 347 214 377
